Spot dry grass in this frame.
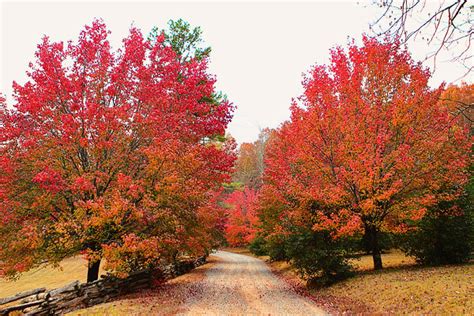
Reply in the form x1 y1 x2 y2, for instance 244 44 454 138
228 248 474 314
316 262 474 314
327 252 473 314
0 256 105 298
350 250 416 271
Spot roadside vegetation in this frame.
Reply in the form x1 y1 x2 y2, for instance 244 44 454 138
316 262 473 314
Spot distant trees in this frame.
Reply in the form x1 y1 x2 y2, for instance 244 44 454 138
223 187 259 247
223 129 274 247
255 36 470 275
233 129 273 190
0 20 234 281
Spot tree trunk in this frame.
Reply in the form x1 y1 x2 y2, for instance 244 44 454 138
87 259 101 283
366 224 383 270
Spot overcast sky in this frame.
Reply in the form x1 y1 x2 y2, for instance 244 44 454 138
1 1 472 143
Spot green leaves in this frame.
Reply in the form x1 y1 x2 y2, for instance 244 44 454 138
149 19 211 62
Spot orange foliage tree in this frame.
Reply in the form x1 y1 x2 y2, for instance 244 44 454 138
439 82 473 134
260 36 471 270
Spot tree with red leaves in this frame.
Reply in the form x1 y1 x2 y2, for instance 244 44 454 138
0 20 235 281
261 36 471 270
224 187 259 247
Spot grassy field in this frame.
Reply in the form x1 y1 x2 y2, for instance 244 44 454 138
0 257 105 298
350 250 416 270
227 248 474 314
316 262 474 314
342 253 472 314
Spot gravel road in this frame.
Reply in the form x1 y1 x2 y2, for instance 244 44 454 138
178 251 326 316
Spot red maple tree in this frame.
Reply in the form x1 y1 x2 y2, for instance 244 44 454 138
0 20 235 281
224 187 259 247
261 36 471 269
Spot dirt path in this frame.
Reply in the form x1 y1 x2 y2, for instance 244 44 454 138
178 251 326 315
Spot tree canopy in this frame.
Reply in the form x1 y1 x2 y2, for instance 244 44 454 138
258 36 471 270
0 19 235 281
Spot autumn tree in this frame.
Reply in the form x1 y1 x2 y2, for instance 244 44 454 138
224 187 259 247
0 20 235 281
233 128 273 189
260 36 470 270
227 129 274 247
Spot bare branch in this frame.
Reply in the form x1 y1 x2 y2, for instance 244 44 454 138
370 0 473 76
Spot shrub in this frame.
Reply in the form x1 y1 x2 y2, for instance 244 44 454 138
400 178 473 265
284 228 354 286
400 208 473 265
249 236 267 256
266 235 290 261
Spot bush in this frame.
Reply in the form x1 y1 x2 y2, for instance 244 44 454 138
400 181 473 265
284 228 354 286
248 236 267 256
400 209 473 265
266 234 290 261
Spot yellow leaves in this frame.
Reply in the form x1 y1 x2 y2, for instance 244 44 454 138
419 194 436 207
73 206 87 221
73 193 140 230
18 224 41 249
81 248 102 265
375 181 401 203
32 194 54 210
439 83 473 115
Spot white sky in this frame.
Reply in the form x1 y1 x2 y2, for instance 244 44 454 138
1 0 472 144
